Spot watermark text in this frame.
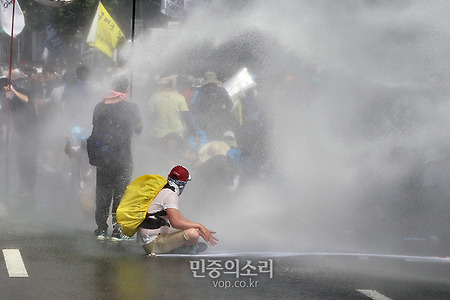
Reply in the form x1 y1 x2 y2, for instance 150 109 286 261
189 258 273 288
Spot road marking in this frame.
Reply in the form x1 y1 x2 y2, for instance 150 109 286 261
357 289 392 300
2 249 28 278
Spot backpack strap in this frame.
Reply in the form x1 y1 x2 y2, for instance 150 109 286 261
141 210 170 229
163 182 176 192
139 184 175 229
149 210 167 217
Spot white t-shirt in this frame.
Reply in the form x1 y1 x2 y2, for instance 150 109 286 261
136 188 179 245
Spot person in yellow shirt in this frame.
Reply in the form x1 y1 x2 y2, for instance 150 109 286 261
147 75 189 139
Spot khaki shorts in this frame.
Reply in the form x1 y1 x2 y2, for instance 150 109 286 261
143 230 189 254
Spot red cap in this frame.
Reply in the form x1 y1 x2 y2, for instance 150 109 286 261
168 165 191 182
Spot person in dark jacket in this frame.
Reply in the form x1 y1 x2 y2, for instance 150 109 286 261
191 72 236 140
90 74 142 241
2 70 39 198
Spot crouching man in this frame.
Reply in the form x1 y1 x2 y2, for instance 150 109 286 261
137 165 218 254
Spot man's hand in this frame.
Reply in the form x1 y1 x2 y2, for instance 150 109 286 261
166 208 219 246
198 225 218 246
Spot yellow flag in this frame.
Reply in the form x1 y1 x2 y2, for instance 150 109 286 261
87 2 125 58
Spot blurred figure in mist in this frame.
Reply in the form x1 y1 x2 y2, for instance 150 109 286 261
90 75 142 241
177 75 204 111
26 68 44 110
222 130 253 190
1 70 39 198
42 65 59 101
64 126 95 218
188 77 204 110
233 84 269 178
191 140 235 198
36 67 66 173
191 72 236 140
60 65 96 130
39 70 74 177
146 74 193 156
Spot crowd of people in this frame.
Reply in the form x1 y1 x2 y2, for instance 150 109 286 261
143 71 270 196
3 61 447 252
0 63 271 243
0 64 99 203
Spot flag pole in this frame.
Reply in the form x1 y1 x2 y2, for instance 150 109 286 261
129 0 136 101
4 0 16 198
132 0 136 42
8 0 16 84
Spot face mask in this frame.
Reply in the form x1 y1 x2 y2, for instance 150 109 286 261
177 181 187 195
168 178 188 195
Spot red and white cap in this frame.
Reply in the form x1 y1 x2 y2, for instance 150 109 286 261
168 165 191 182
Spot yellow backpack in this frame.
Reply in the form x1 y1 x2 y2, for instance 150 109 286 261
116 174 167 237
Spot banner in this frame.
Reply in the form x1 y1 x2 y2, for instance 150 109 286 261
161 0 206 18
87 2 125 58
161 0 188 18
222 67 256 100
44 21 64 59
0 0 25 36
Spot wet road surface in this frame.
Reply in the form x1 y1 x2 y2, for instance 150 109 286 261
1 209 450 300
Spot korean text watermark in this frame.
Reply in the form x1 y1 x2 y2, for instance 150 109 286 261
189 258 273 289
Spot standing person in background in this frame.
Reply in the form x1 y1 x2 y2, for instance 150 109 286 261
235 85 269 177
147 75 190 138
1 70 39 199
42 65 59 101
191 72 235 140
61 65 95 129
37 68 64 173
26 68 44 112
147 74 192 147
89 74 142 241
